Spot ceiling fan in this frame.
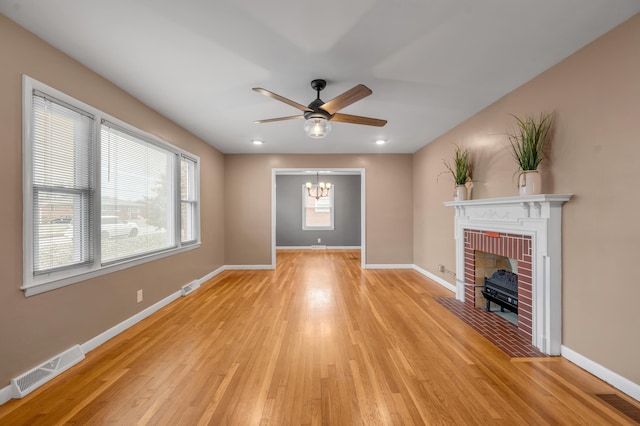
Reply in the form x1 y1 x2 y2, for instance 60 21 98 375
253 79 387 138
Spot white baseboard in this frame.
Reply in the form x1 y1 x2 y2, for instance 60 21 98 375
561 345 640 401
276 246 361 250
363 263 456 293
0 385 12 406
413 265 456 293
224 265 275 270
82 265 227 353
81 290 181 353
199 266 225 285
364 264 414 269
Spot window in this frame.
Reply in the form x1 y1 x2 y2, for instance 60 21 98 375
302 185 334 230
100 122 175 264
23 76 200 295
180 156 198 244
30 91 95 274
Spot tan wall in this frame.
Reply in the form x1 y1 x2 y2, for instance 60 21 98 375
414 14 640 383
225 154 413 265
0 15 225 385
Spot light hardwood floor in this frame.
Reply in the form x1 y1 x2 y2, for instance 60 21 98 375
1 250 637 425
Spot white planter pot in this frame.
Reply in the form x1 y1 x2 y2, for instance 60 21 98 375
518 170 542 195
455 185 468 201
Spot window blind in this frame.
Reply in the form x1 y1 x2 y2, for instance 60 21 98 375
180 156 197 243
31 91 95 274
100 121 175 264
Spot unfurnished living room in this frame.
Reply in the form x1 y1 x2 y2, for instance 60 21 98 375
1 1 639 424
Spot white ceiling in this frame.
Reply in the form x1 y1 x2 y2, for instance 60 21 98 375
2 1 638 154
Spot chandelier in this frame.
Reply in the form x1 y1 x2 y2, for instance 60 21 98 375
305 172 331 199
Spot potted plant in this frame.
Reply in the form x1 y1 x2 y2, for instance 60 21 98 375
507 112 552 195
440 145 472 200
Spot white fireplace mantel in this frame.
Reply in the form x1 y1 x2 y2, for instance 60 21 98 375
444 194 572 355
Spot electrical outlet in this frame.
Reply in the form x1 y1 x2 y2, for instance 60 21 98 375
317 238 321 243
137 289 143 303
438 264 445 273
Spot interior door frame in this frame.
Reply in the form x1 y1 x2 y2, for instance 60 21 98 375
271 167 366 269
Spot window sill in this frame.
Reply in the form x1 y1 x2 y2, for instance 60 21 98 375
22 242 201 297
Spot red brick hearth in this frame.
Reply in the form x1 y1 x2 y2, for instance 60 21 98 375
434 297 546 358
464 229 533 341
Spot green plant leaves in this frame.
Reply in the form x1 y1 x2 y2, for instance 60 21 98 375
441 145 472 185
507 112 552 171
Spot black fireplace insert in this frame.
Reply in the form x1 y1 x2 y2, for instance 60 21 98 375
482 269 518 314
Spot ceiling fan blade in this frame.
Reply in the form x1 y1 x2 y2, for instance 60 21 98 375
320 84 372 115
331 113 387 127
253 88 312 112
254 115 304 124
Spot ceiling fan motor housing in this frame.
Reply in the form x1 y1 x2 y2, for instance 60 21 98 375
304 99 332 120
305 80 333 120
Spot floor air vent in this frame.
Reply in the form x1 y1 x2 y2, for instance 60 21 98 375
181 280 200 296
11 345 85 398
596 394 640 423
311 245 327 250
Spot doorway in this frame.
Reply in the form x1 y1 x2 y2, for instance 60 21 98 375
271 168 366 269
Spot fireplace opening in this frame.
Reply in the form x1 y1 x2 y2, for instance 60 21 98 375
474 250 518 325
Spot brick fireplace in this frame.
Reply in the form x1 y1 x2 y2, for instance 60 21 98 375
465 230 532 341
445 194 571 355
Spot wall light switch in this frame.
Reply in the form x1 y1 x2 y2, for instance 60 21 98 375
317 238 321 243
137 289 143 303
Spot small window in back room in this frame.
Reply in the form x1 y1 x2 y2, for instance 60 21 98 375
302 184 334 230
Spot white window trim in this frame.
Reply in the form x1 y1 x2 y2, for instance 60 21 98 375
22 75 201 297
180 154 200 245
301 184 335 231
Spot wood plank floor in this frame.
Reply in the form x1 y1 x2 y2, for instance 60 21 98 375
1 250 638 425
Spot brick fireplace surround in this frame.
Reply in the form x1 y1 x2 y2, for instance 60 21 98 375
465 230 533 341
445 194 571 355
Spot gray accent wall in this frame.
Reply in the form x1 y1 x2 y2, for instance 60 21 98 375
276 174 361 247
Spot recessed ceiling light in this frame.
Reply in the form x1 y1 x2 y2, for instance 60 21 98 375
375 139 386 145
252 140 263 145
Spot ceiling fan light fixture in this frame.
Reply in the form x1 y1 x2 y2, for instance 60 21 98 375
253 79 385 139
304 116 331 138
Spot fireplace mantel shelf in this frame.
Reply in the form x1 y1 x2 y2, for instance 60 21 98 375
444 194 572 207
444 194 572 225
